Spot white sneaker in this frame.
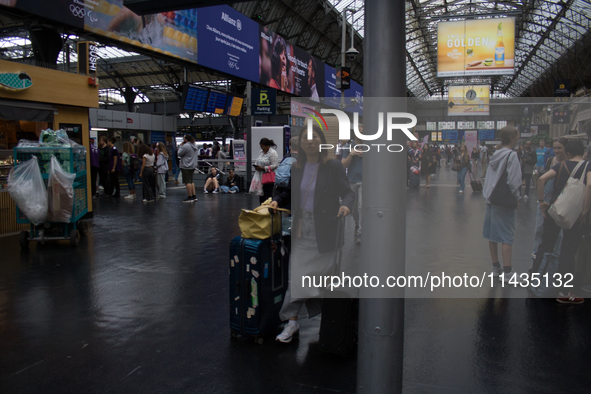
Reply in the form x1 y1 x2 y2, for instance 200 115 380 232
491 266 502 277
124 195 134 199
203 189 209 194
229 190 237 194
276 322 299 343
523 195 529 201
459 190 464 194
212 189 219 194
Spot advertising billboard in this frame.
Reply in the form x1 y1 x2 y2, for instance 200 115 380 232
448 85 490 116
84 1 198 62
259 26 324 98
437 17 515 77
8 0 85 29
197 6 260 82
3 2 362 107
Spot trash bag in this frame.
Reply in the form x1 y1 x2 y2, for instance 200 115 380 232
47 156 75 222
7 156 48 225
39 129 71 147
249 170 264 196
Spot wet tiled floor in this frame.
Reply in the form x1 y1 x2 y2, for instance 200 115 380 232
1 166 590 393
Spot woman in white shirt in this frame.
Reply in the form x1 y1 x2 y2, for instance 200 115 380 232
138 144 155 202
252 138 279 204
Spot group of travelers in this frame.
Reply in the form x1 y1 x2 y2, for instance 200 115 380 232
402 131 588 305
407 140 493 194
91 136 169 202
483 127 590 304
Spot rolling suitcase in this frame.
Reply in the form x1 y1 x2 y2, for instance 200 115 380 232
319 217 359 355
229 234 289 343
469 171 483 192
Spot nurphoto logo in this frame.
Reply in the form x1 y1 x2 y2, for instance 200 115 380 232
305 108 418 153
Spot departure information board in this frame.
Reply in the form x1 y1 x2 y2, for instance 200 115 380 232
225 95 244 116
206 90 228 114
182 85 209 112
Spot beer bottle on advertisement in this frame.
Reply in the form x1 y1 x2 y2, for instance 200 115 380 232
495 22 505 66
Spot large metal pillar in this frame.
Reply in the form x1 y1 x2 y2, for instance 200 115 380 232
358 0 406 393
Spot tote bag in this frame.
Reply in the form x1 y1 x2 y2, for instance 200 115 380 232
489 153 518 208
549 161 589 229
239 198 290 239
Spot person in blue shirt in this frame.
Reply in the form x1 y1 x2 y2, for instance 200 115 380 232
535 139 551 176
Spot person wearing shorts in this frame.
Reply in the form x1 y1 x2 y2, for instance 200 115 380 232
177 134 199 202
482 126 522 281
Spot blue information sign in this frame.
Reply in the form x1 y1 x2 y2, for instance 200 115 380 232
443 130 459 140
478 130 496 140
206 90 228 114
251 89 276 116
197 5 260 82
183 85 209 112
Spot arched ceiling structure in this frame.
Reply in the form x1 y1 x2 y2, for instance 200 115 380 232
1 0 591 107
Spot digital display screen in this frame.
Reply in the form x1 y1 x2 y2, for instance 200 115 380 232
206 90 228 114
183 85 209 112
225 95 244 116
478 130 496 140
443 130 459 140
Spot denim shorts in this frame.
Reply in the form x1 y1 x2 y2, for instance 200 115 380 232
483 204 516 245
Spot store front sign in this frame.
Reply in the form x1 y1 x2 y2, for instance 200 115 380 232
89 44 98 72
0 72 33 91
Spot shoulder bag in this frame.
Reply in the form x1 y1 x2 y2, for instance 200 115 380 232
489 152 518 208
549 161 589 229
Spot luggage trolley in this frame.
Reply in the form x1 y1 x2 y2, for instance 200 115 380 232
14 144 89 248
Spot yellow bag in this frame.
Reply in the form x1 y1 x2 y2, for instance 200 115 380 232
239 198 290 239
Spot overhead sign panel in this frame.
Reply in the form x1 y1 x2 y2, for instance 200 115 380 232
437 18 515 77
225 94 244 117
251 88 276 116
448 85 490 116
181 84 209 112
205 90 228 114
4 2 362 106
197 6 260 82
84 1 198 62
259 26 325 98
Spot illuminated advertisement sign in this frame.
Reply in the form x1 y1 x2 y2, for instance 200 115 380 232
197 6 260 82
84 1 198 62
3 2 361 104
448 85 490 116
259 26 324 98
437 17 515 77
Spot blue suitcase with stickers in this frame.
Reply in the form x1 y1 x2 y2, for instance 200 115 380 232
229 234 289 343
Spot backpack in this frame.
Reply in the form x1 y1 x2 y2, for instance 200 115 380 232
129 153 141 171
275 156 296 188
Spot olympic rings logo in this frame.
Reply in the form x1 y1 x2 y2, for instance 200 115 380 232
70 5 86 18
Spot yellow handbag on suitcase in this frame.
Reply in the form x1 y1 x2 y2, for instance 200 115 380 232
238 198 290 239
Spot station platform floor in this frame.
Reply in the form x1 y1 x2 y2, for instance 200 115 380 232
1 164 591 393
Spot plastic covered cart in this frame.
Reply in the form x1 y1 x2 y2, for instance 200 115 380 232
14 144 88 247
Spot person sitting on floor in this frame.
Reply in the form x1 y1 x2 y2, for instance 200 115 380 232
220 169 241 194
204 167 222 194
